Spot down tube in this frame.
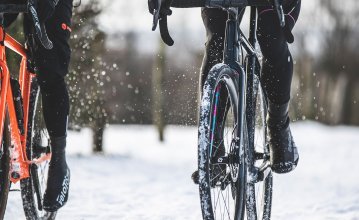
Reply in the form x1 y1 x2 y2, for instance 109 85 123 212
19 57 35 154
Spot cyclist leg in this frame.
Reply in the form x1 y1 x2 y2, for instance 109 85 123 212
200 7 227 89
202 7 233 150
201 7 232 127
25 0 73 211
257 0 301 173
257 0 300 104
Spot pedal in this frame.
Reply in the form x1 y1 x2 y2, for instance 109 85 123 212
255 152 264 160
250 161 271 183
9 189 20 192
255 151 270 161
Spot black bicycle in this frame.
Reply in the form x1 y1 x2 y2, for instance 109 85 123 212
152 0 286 219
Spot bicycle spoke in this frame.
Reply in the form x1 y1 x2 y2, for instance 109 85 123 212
219 188 231 219
199 69 247 220
226 187 231 219
245 80 273 220
214 188 221 215
212 95 230 158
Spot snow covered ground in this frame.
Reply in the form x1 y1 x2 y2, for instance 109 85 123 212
4 121 359 220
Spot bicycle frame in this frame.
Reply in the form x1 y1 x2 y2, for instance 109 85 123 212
0 25 50 184
223 7 271 185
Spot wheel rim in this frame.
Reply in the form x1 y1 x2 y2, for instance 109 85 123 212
31 97 52 217
253 82 268 219
245 77 272 220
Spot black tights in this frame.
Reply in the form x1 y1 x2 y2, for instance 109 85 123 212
28 0 73 138
201 0 301 104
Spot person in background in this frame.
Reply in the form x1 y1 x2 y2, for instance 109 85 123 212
4 0 73 211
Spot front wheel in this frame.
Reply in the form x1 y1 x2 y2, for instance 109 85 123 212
198 64 246 220
20 78 56 220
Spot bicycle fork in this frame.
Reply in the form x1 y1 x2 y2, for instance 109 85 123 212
222 7 271 185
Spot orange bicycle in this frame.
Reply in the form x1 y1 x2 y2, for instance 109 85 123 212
0 1 57 219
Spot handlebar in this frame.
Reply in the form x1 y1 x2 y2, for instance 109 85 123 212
0 0 53 50
152 0 286 46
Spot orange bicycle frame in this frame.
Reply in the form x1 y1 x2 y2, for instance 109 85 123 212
0 26 50 183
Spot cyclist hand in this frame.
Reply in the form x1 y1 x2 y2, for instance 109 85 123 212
38 0 59 23
148 0 172 14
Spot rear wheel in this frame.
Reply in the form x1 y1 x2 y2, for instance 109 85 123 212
198 64 246 220
0 113 11 219
20 78 56 220
245 75 273 220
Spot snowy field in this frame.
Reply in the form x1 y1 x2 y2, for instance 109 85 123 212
4 121 359 220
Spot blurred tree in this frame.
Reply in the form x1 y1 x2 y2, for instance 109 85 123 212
103 32 153 125
317 0 359 124
152 39 166 142
291 0 359 125
68 0 110 152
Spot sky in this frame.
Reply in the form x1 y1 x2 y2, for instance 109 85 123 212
98 0 203 34
97 0 205 53
93 0 358 57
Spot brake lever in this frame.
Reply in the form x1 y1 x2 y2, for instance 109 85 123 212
151 0 174 46
273 0 285 27
159 15 174 46
152 8 160 31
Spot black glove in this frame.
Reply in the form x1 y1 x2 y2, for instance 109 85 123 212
148 0 168 14
38 0 59 23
